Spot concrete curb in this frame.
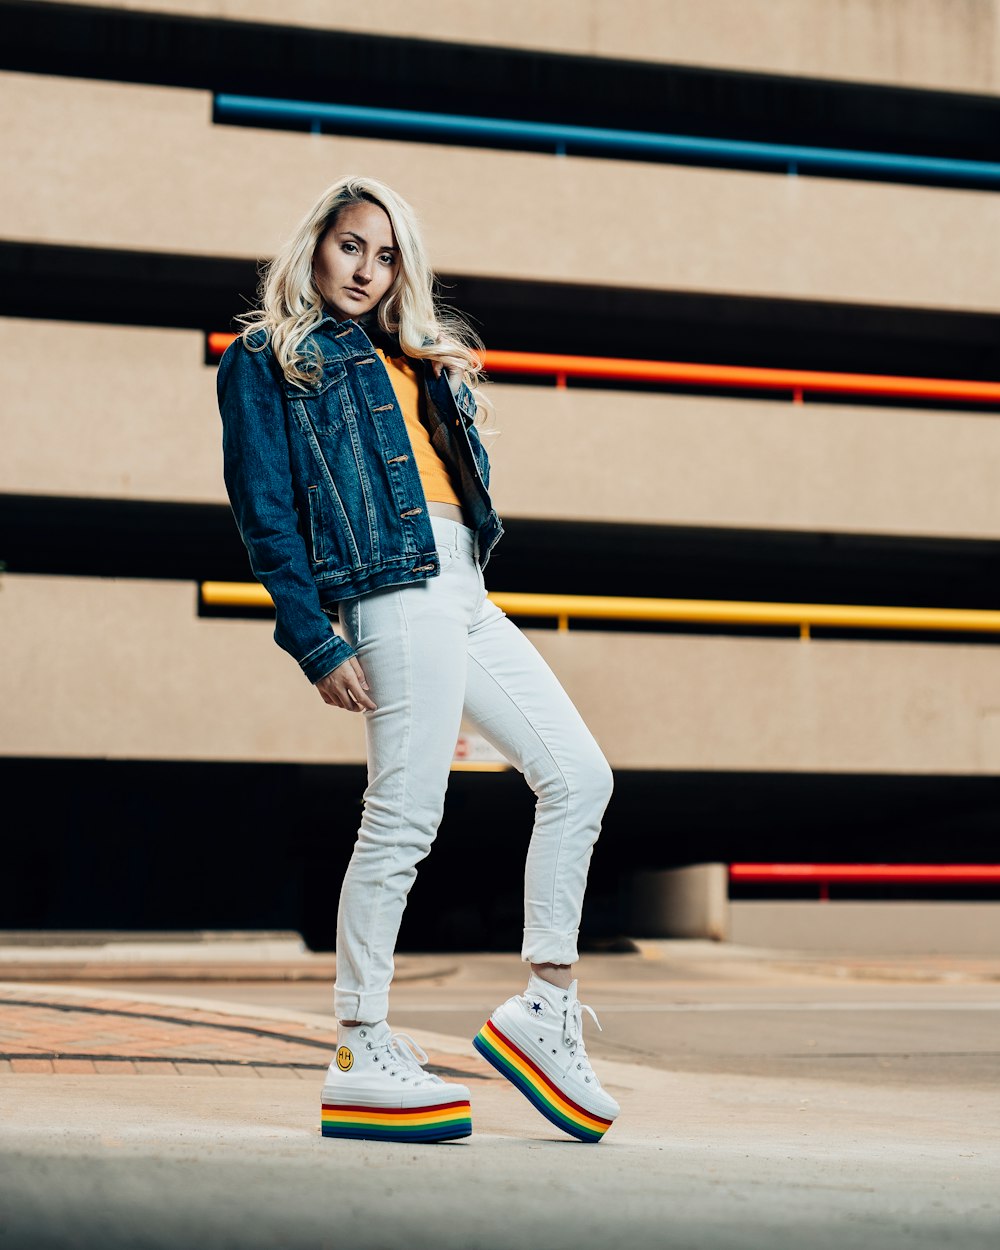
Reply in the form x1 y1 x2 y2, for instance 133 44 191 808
0 949 458 984
0 980 656 1089
0 979 489 1063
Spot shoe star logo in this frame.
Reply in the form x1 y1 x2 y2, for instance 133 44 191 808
528 999 546 1017
336 1046 354 1072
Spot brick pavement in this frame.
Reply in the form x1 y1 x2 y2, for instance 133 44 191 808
0 987 486 1083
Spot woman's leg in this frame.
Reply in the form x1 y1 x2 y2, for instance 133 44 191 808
461 557 619 1142
321 523 479 1140
333 521 480 1025
462 592 615 970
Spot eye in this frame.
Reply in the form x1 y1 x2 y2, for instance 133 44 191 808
379 253 396 266
341 242 358 254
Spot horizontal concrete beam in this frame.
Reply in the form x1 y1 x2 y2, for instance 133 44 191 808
5 574 1000 771
41 0 1000 94
1 319 223 504
4 72 1000 311
8 318 1000 542
1 575 367 764
729 901 1000 956
486 384 1000 541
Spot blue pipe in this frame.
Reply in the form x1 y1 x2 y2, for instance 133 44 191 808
214 93 1000 188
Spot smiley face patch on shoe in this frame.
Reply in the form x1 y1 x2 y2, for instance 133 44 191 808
336 1046 354 1072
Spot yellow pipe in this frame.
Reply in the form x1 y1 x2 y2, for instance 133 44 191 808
203 580 273 607
449 761 511 772
200 581 1000 635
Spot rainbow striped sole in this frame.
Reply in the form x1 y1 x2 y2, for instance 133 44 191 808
320 1097 472 1143
474 1018 614 1143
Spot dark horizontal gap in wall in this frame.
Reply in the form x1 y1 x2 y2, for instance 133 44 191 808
5 240 1000 381
2 758 998 949
5 1 1000 161
0 495 250 583
6 494 1000 616
0 241 257 337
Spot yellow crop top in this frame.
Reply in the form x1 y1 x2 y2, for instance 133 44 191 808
374 347 463 507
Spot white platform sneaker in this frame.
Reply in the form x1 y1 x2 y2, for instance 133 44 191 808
321 1020 472 1142
474 973 620 1142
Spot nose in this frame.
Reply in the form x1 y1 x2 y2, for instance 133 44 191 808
354 255 372 283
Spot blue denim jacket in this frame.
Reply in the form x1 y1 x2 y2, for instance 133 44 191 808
217 309 504 684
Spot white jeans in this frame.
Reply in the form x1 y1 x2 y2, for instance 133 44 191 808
333 514 614 1023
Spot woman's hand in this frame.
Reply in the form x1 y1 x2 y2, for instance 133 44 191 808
314 657 377 712
431 356 464 393
429 329 470 391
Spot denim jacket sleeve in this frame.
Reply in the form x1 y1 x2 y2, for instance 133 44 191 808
217 336 357 685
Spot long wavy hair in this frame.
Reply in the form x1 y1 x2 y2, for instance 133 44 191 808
235 175 492 421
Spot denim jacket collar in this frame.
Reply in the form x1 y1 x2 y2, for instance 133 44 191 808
317 304 433 355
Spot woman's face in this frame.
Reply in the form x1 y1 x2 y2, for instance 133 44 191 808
313 201 401 322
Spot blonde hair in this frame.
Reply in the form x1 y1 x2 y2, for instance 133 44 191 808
236 175 492 420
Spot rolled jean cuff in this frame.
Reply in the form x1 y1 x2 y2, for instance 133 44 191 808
521 927 580 966
334 986 388 1025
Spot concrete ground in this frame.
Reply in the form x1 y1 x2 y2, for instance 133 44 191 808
1 938 998 1249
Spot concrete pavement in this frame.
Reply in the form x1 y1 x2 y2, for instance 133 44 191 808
1 940 998 1249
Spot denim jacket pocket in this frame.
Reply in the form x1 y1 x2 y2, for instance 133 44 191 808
307 485 331 566
285 360 351 434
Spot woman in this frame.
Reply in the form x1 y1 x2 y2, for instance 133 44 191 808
217 175 618 1144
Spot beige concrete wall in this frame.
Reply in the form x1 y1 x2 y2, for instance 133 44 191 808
1 319 222 504
9 317 1000 542
486 386 1000 541
4 72 1000 313
0 574 365 765
39 0 1000 94
5 574 1000 772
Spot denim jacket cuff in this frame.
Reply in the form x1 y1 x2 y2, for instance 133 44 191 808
300 632 357 685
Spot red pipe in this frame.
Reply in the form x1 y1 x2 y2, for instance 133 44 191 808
729 863 1000 884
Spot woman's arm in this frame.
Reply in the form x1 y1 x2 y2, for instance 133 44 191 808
217 337 371 702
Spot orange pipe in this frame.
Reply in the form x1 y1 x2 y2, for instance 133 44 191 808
208 332 238 357
206 333 1000 404
485 350 1000 403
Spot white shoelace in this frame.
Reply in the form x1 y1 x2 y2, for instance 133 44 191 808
385 1031 440 1085
563 999 603 1081
564 998 602 1047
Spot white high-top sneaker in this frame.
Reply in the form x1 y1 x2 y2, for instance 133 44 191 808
321 1020 472 1142
474 973 620 1142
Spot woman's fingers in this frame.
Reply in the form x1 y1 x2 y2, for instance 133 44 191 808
347 680 378 711
431 360 462 383
317 681 344 708
314 664 374 711
349 657 370 690
345 657 376 710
